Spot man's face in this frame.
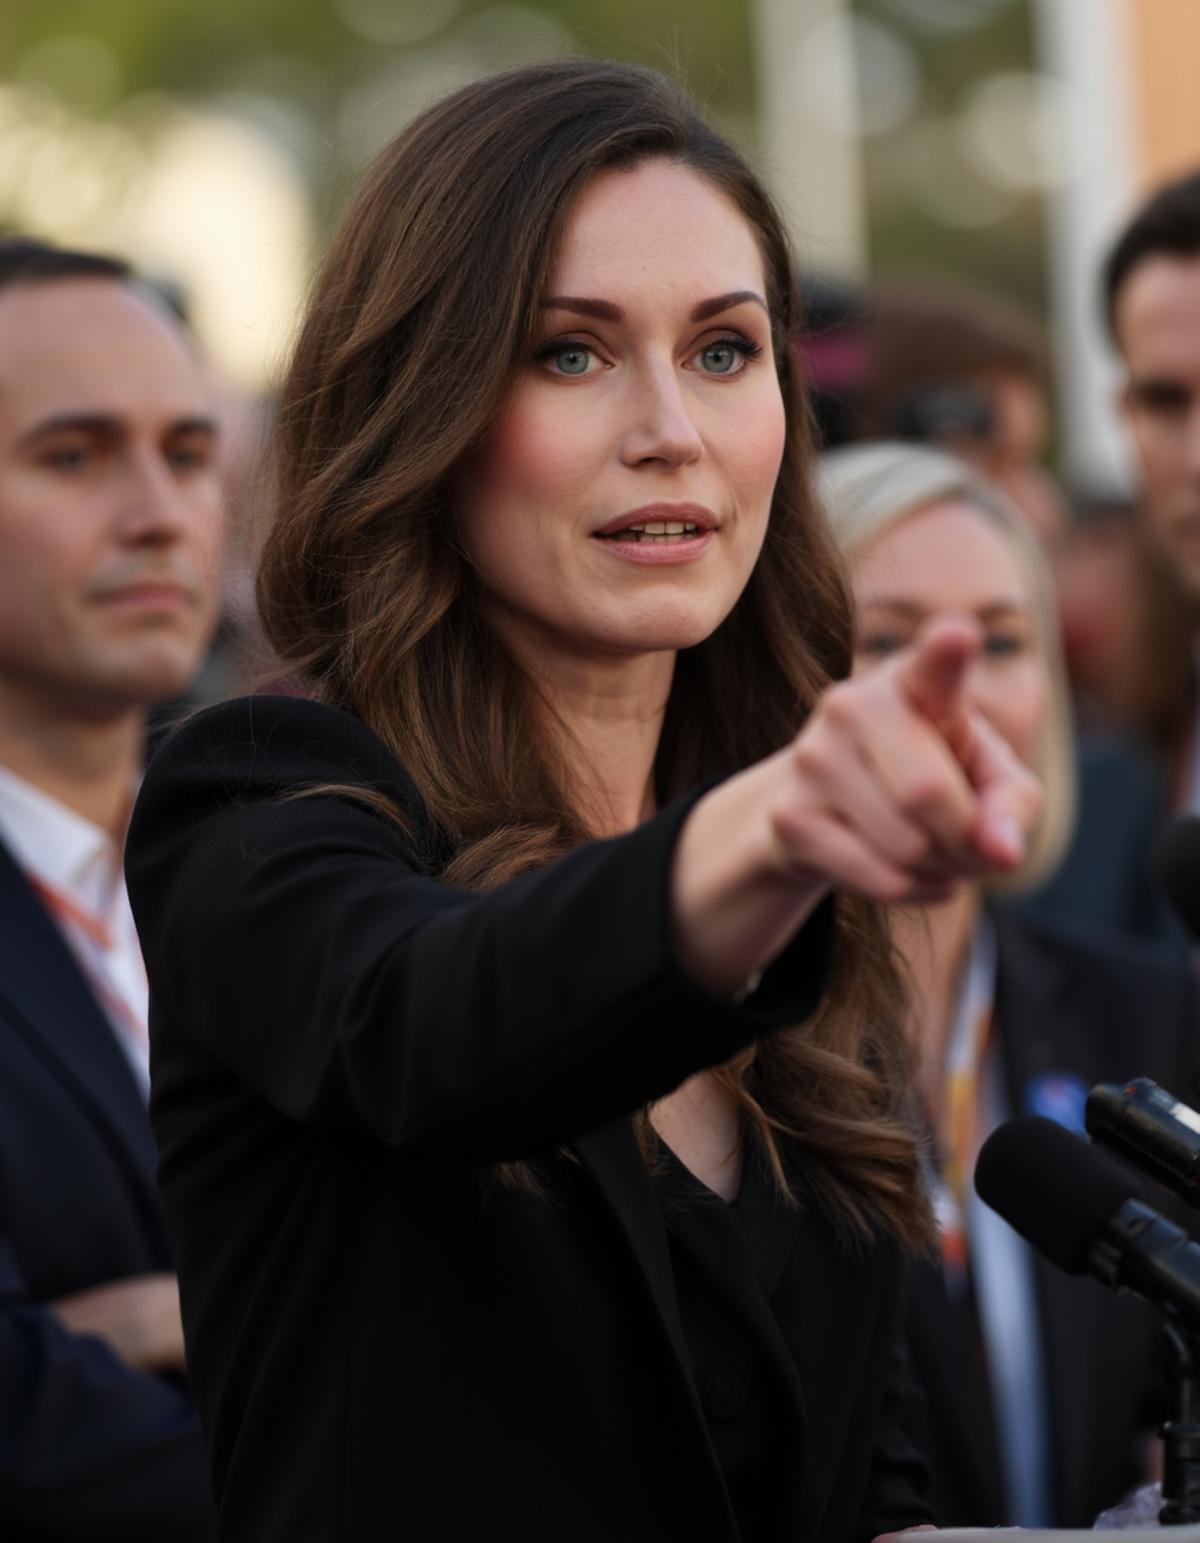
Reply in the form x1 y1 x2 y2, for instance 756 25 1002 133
0 278 224 720
1114 254 1200 600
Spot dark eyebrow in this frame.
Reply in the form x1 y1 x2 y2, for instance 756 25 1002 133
540 290 768 324
17 412 219 450
541 296 623 322
689 290 768 322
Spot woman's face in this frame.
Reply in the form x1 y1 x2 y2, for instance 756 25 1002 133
850 499 1048 770
451 158 786 668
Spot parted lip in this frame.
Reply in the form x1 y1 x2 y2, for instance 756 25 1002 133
592 503 718 537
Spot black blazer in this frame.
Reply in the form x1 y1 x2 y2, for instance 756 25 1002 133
905 908 1200 1526
126 694 935 1543
0 840 215 1540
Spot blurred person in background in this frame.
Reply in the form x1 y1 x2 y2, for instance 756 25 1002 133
857 279 1069 551
0 237 222 1539
792 271 872 451
821 440 1199 1527
1106 171 1200 802
1054 493 1144 732
1018 171 1200 943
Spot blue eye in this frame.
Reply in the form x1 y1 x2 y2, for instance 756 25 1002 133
539 343 595 376
700 342 738 374
693 334 763 376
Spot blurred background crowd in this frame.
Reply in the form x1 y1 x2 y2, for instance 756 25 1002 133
7 0 1200 1535
5 0 1197 733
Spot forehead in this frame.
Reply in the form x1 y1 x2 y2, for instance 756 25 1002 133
552 159 766 300
853 499 1029 606
1114 255 1200 377
0 278 209 433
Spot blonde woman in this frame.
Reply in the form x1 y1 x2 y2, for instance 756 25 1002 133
821 440 1199 1528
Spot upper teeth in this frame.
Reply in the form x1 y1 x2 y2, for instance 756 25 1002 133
624 521 698 535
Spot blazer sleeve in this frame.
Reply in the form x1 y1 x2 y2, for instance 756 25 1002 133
127 696 834 1164
0 1235 215 1542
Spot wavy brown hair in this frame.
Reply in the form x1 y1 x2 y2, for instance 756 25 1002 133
257 58 931 1250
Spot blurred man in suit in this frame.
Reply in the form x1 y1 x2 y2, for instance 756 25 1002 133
0 237 222 1538
1017 171 1200 940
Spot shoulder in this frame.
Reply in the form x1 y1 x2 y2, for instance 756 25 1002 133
129 695 436 893
143 694 415 803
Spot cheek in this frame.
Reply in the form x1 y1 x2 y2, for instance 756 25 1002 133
728 388 786 509
983 664 1049 768
0 512 84 607
464 392 594 520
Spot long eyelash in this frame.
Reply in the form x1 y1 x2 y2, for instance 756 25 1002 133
716 333 764 359
533 340 592 363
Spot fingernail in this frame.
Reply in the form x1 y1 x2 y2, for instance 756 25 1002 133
993 816 1025 859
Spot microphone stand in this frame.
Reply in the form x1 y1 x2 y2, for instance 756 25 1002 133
1160 1320 1200 1522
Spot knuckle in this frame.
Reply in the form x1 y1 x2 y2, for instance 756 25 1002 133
896 826 933 867
769 799 817 854
896 775 949 820
791 734 831 786
819 682 863 731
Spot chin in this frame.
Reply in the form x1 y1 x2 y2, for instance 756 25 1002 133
602 608 728 655
94 643 212 706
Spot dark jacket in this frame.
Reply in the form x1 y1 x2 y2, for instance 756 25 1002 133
905 907 1200 1526
126 693 934 1543
0 840 216 1540
1014 734 1183 944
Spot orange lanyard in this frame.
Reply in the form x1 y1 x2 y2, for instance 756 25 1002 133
931 919 997 1284
26 872 148 1050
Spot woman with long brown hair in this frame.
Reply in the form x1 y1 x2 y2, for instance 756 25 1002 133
125 59 1037 1541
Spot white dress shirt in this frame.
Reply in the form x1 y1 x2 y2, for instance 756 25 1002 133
0 763 149 1095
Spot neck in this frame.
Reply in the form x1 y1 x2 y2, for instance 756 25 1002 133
892 884 982 1118
0 683 144 844
491 615 675 835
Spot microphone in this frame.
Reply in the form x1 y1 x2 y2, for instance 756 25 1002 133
1086 1078 1200 1209
1158 814 1200 938
975 1115 1200 1327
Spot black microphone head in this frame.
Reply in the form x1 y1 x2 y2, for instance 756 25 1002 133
1158 815 1200 939
975 1115 1144 1273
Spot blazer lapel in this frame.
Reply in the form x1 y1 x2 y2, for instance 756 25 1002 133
571 1120 740 1537
0 842 166 1246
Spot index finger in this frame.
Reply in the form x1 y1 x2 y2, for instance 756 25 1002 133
892 616 983 759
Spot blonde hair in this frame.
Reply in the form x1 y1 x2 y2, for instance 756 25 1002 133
817 440 1076 895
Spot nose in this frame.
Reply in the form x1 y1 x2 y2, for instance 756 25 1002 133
115 445 193 547
618 361 704 469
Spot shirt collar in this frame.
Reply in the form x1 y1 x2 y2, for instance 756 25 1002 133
0 762 119 913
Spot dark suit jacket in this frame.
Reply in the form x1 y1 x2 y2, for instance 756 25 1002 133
905 908 1200 1526
1014 734 1183 944
0 840 216 1539
126 693 935 1543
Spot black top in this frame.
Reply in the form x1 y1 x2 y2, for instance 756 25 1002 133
656 1138 804 1543
125 694 935 1542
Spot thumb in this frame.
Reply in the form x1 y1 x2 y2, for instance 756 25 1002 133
893 616 983 754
